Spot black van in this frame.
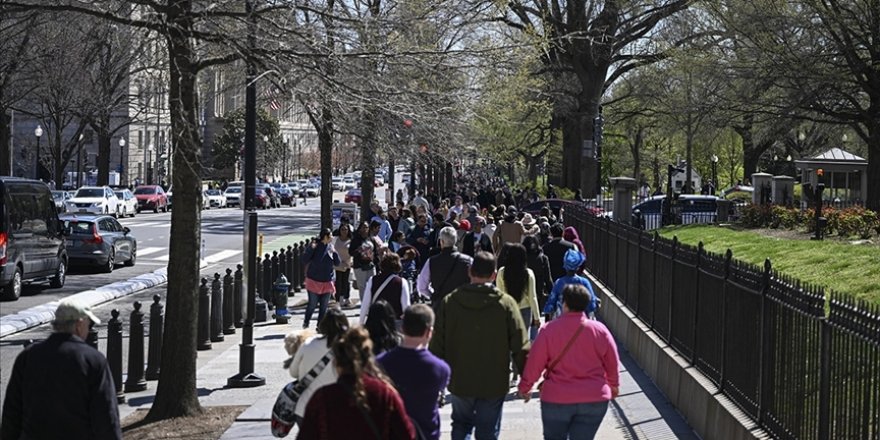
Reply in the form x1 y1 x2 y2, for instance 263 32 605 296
0 177 67 300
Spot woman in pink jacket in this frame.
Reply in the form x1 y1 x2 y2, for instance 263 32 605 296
517 284 620 440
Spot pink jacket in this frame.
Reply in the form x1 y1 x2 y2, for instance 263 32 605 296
518 312 619 404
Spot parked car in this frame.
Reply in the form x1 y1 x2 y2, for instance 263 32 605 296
277 187 295 206
65 186 120 217
60 214 136 273
345 188 362 204
206 189 226 208
0 177 68 300
632 194 722 230
332 177 344 191
114 189 138 218
133 185 168 213
51 190 71 213
303 183 320 198
342 176 356 191
255 189 269 209
224 186 242 207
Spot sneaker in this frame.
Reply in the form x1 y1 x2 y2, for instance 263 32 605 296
302 322 309 329
341 299 352 308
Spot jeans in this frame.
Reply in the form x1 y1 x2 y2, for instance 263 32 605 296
335 269 351 301
540 401 608 440
304 291 330 328
353 267 375 301
449 394 504 440
521 308 537 341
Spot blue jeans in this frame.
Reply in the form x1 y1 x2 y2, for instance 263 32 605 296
449 394 504 440
540 401 608 440
521 308 537 341
304 291 330 328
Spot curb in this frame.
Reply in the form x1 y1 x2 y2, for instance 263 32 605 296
0 259 206 338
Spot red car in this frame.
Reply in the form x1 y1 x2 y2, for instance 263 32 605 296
133 185 168 213
344 189 362 204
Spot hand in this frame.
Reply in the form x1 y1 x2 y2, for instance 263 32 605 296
610 386 619 399
532 318 541 327
518 390 531 403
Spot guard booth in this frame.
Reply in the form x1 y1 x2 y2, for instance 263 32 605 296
331 203 358 230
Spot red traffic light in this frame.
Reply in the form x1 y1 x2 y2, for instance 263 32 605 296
817 168 824 177
403 119 413 128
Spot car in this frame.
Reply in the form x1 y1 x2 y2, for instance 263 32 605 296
277 187 295 206
51 190 71 213
332 177 344 191
114 189 138 218
632 194 722 230
375 174 385 186
133 185 168 213
263 185 281 208
0 178 68 300
304 183 320 198
65 186 120 217
224 186 242 207
205 189 226 208
60 214 136 273
201 190 212 209
342 176 356 191
255 189 269 209
521 199 580 219
344 188 362 204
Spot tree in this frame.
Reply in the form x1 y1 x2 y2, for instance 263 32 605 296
0 11 39 176
212 107 284 178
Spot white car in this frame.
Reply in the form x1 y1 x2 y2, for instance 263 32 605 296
303 183 320 197
206 189 227 208
66 186 120 217
342 177 356 190
331 177 344 191
201 190 212 209
224 187 241 207
114 189 138 218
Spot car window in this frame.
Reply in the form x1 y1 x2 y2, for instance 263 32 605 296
681 199 717 213
65 220 94 235
76 188 105 198
635 200 661 214
98 218 117 233
110 218 124 231
115 192 125 199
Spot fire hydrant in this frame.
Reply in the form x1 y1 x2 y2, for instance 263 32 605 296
273 274 291 324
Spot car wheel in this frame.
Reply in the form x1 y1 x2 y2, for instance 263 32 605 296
124 246 136 267
50 259 66 288
161 203 167 213
1 267 22 301
136 207 141 214
103 248 116 273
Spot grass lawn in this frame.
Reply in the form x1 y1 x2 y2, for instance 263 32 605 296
658 224 880 306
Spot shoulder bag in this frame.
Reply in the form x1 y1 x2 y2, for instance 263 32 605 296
536 324 584 393
270 352 332 437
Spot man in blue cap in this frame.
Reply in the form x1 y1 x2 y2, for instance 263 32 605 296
543 249 598 321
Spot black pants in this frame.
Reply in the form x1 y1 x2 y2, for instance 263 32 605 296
335 269 351 301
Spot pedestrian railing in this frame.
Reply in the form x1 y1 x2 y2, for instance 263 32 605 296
565 205 880 440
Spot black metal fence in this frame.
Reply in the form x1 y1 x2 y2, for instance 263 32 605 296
566 206 880 440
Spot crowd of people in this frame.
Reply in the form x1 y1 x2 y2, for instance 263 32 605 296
285 168 621 440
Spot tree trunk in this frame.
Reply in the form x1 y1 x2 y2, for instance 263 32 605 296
146 5 203 420
1 112 10 176
527 155 538 184
388 156 395 207
865 121 879 211
319 107 333 230
96 127 111 186
360 135 377 222
560 117 579 188
684 129 694 194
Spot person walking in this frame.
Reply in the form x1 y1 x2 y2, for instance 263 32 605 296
523 236 554 312
416 226 473 312
364 300 403 356
297 327 416 440
544 249 598 321
359 253 411 324
1 300 122 440
492 208 528 254
460 216 494 257
496 243 541 342
286 308 350 425
406 213 433 269
302 228 341 329
379 305 451 440
430 251 530 440
542 223 577 282
350 221 379 299
333 223 353 307
517 284 620 440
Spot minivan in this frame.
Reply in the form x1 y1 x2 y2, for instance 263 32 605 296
0 177 68 300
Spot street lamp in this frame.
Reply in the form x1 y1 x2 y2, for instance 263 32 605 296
34 125 43 180
710 154 719 195
147 143 154 185
119 138 126 186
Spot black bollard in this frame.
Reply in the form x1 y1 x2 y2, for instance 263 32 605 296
87 322 99 350
223 268 236 335
107 309 125 403
211 273 225 343
278 248 287 279
124 301 148 392
198 277 212 350
298 241 307 289
255 256 263 306
292 243 301 293
286 246 295 294
263 253 273 306
270 251 279 301
145 295 164 380
234 264 244 328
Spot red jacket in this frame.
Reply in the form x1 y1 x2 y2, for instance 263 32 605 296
298 374 415 440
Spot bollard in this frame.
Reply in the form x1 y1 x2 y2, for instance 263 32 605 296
234 264 244 328
286 246 295 294
223 268 236 335
255 296 268 322
211 273 225 343
87 322 99 350
272 274 291 324
272 250 281 283
292 243 301 293
255 256 264 307
145 295 164 380
278 248 287 279
263 253 273 306
124 301 148 392
107 309 126 403
198 277 212 350
299 241 307 289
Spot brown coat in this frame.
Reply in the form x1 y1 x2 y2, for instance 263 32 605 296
493 220 526 254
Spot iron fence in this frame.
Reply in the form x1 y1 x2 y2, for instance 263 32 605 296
566 205 880 440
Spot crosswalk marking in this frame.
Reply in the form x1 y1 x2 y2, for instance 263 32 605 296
137 247 166 256
205 250 242 263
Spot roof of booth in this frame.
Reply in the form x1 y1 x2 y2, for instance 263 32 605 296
810 147 865 162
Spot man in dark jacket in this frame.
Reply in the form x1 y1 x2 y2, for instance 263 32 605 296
542 223 577 281
1 300 122 440
460 216 493 257
417 226 472 310
406 213 433 269
430 251 529 440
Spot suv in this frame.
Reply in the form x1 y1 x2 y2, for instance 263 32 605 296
133 185 168 213
0 177 68 300
66 186 120 217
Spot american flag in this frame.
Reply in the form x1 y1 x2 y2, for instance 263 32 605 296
262 87 282 111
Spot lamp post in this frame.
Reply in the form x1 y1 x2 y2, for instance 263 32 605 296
34 125 43 180
710 154 719 195
146 143 154 185
119 138 126 186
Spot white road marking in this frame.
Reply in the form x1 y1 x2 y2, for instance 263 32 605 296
205 250 242 263
137 247 166 256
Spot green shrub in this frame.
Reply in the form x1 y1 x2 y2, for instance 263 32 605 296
740 204 773 228
770 206 802 229
835 206 880 239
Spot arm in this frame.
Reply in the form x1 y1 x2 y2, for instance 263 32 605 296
601 327 621 394
527 270 539 320
544 279 563 317
507 297 530 374
416 260 431 298
91 360 122 439
399 279 411 317
289 339 308 379
517 326 549 396
359 278 374 325
388 387 417 440
541 256 554 297
496 267 507 295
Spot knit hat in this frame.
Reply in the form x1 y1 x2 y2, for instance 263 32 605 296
459 219 471 231
563 249 585 271
54 299 101 325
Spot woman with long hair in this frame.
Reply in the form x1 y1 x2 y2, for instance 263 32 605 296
302 228 341 329
496 243 540 342
287 308 350 424
333 223 353 307
523 235 554 312
297 327 416 440
364 300 402 356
